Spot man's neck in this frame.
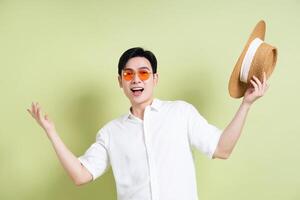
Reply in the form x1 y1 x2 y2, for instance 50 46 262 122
130 97 154 120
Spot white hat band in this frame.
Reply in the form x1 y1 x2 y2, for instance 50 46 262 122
240 38 264 83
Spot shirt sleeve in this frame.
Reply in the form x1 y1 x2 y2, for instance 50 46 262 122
186 103 222 159
78 127 110 180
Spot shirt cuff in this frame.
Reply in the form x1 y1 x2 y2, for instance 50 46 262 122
78 156 97 181
207 129 222 159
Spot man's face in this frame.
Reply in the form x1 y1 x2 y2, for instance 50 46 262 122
118 57 158 106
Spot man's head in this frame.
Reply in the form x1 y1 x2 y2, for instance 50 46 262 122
118 47 158 106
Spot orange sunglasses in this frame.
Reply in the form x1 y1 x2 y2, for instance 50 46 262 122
122 69 153 81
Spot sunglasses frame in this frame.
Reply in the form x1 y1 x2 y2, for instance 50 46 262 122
122 68 154 81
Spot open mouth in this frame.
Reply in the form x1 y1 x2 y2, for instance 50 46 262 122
130 87 144 96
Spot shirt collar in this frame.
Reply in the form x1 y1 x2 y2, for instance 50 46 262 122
124 98 162 122
149 98 161 111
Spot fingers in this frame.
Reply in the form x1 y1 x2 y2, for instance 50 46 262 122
249 71 270 96
250 79 258 90
27 108 34 118
27 102 43 121
252 75 262 90
27 102 36 118
263 72 270 92
37 103 42 121
31 102 36 116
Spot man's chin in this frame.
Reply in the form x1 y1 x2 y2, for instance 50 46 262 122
129 96 152 106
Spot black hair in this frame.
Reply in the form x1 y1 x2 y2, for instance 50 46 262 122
118 47 157 76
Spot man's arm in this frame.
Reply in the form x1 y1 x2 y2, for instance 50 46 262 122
213 72 269 159
47 130 93 185
27 102 93 186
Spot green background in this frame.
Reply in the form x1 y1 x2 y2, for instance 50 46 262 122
1 0 299 199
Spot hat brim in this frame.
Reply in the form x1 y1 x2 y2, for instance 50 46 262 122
229 20 266 98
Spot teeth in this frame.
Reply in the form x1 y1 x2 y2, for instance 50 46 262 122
131 87 143 91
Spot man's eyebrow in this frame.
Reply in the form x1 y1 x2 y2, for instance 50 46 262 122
124 66 151 70
138 66 151 70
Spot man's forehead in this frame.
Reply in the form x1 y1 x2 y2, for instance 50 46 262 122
125 57 151 68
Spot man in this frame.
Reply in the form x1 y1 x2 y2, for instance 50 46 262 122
27 47 269 200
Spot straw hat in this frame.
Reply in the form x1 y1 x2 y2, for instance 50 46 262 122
228 20 278 98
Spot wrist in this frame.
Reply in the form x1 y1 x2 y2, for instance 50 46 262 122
45 129 58 139
241 100 252 109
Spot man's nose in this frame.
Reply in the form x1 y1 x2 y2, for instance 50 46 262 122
132 73 141 83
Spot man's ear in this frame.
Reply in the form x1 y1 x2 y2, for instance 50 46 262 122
118 76 123 88
153 73 159 86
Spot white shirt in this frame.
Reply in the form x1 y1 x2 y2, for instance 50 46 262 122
78 98 222 200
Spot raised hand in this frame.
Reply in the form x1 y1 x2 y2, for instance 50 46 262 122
242 72 269 106
27 103 93 184
27 102 56 135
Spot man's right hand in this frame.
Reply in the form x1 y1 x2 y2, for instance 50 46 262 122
27 102 56 137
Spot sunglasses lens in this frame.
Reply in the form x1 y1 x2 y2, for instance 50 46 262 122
123 70 134 81
138 70 150 80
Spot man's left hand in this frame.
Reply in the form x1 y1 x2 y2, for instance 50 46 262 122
242 72 269 106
